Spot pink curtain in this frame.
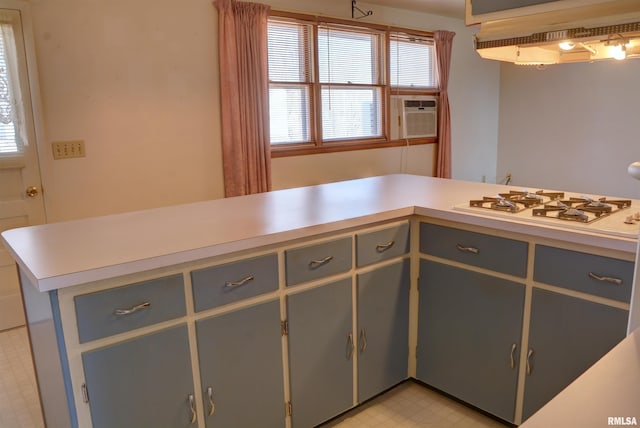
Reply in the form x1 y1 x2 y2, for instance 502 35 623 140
215 0 272 197
434 30 455 179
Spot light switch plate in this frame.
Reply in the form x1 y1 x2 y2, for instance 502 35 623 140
52 140 86 159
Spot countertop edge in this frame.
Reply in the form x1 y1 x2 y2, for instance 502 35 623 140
3 174 638 292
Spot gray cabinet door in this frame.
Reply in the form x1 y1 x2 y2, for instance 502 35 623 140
522 288 628 420
416 260 524 422
287 279 353 427
82 325 194 428
196 299 285 428
357 259 410 402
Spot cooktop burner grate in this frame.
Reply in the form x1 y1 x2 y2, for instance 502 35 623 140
470 190 564 213
468 191 632 224
532 197 632 224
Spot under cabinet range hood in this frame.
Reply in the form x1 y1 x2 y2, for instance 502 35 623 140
466 0 640 65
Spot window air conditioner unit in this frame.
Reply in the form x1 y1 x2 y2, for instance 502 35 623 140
390 96 437 140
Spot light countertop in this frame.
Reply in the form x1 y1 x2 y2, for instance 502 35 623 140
2 174 639 292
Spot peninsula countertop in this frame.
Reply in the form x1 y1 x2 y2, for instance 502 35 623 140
2 174 639 292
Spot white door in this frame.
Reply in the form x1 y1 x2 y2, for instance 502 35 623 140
0 8 46 331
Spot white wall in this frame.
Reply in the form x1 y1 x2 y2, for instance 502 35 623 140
497 60 640 199
29 0 500 222
31 0 223 222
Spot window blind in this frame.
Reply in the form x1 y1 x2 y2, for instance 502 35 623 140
390 34 435 89
268 20 312 145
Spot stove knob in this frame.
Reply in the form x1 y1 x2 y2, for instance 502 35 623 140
629 162 640 180
634 212 640 221
625 215 635 224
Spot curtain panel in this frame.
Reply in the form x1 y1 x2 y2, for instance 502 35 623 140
434 30 455 179
215 0 272 197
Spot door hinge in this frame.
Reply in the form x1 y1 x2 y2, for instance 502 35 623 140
281 319 288 336
81 382 90 403
285 401 292 417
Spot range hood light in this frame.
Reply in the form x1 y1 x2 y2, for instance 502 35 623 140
559 41 575 50
472 0 640 65
612 44 627 60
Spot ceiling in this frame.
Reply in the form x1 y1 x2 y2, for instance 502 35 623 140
361 0 466 19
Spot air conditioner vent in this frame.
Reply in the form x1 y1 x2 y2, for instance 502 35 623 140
390 96 438 139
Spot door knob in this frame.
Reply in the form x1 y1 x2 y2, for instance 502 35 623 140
26 186 39 197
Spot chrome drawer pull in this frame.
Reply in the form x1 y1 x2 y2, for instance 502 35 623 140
206 387 215 416
510 343 517 369
526 349 534 375
113 301 151 316
456 244 479 254
188 394 197 424
346 332 354 360
375 240 395 252
588 272 623 285
81 383 89 403
224 275 255 288
309 255 334 269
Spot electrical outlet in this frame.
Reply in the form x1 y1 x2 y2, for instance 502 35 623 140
52 140 86 159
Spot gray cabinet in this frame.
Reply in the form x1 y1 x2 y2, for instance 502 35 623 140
534 245 634 303
416 260 525 422
191 253 278 312
74 274 186 343
356 223 410 267
196 299 285 428
419 222 528 277
285 237 352 286
357 259 410 401
287 279 353 427
82 325 195 428
522 288 628 420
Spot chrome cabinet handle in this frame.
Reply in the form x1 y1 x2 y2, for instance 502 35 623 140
224 275 254 288
206 387 215 416
188 394 197 424
309 255 334 269
346 332 354 360
375 241 395 252
113 301 151 316
510 343 517 369
588 272 623 285
526 349 534 375
456 244 479 255
359 328 367 353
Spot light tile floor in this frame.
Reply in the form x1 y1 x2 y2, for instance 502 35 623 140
0 327 44 428
321 381 510 428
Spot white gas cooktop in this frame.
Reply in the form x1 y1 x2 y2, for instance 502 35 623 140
454 189 640 239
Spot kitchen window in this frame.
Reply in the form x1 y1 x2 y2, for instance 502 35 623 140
268 13 437 157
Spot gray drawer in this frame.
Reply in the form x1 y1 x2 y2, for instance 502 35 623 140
356 223 410 267
75 274 186 343
419 223 528 277
191 253 278 312
534 245 634 303
285 237 352 286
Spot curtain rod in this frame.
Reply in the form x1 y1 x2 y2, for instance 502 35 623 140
270 9 435 37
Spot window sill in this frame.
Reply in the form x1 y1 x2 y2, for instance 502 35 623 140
271 137 437 158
